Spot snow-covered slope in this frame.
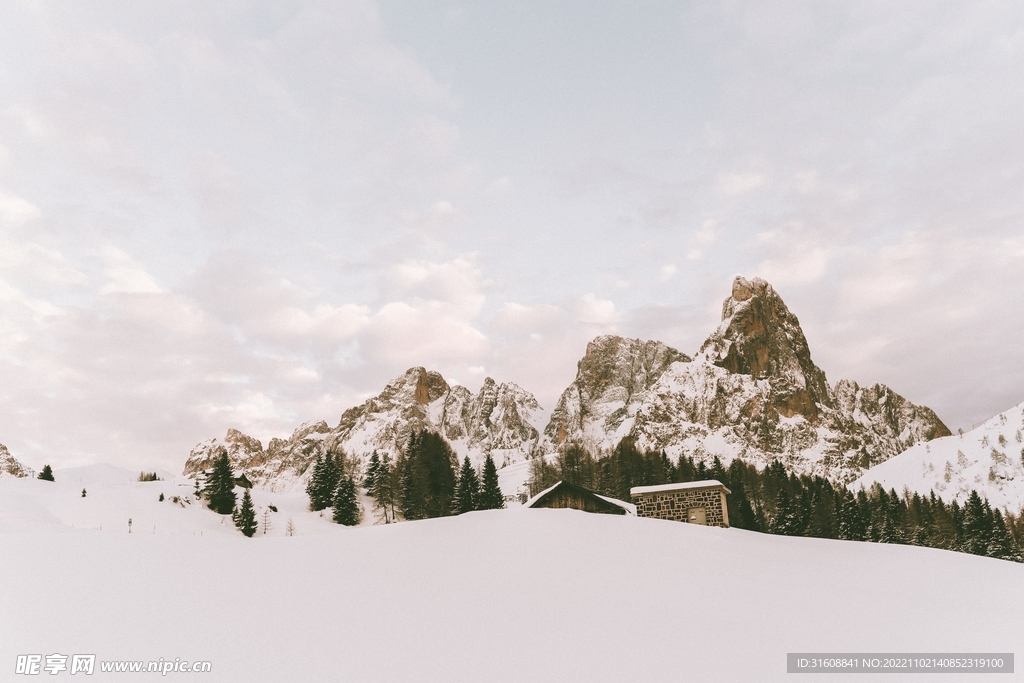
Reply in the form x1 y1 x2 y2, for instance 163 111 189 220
544 277 950 482
0 465 370 536
1 490 1021 683
184 369 544 491
0 442 32 478
851 401 1024 510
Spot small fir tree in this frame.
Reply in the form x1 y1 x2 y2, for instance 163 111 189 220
452 457 479 514
38 465 54 482
204 451 237 515
332 476 361 526
370 453 396 523
306 452 342 511
364 451 382 492
234 489 258 537
477 453 505 510
986 509 1021 561
81 488 87 498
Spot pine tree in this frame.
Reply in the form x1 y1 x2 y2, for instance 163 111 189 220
234 489 258 537
397 430 457 519
332 476 361 526
204 451 237 515
477 453 505 510
365 451 382 492
370 453 396 523
306 452 342 511
452 457 480 514
961 490 991 555
986 509 1021 561
38 464 54 481
81 488 87 498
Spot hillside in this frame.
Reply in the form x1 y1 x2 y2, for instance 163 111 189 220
852 401 1024 510
1 476 1021 682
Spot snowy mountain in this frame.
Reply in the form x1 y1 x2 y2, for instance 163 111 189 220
183 368 544 491
851 400 1024 510
544 277 950 483
0 443 32 478
185 276 950 490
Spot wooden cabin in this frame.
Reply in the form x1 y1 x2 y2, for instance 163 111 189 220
524 481 634 515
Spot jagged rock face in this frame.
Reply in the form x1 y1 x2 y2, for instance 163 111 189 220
545 335 690 447
832 380 951 452
183 428 264 478
0 443 32 478
543 278 951 483
182 368 544 490
699 276 833 421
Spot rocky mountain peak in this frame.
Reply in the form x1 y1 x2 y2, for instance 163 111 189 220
183 367 544 490
699 276 833 420
545 335 690 446
0 443 32 478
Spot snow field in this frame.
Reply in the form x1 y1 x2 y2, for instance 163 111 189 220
2 486 1022 683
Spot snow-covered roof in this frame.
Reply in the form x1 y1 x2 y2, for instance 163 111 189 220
630 480 731 496
594 492 636 515
524 480 636 515
523 481 561 508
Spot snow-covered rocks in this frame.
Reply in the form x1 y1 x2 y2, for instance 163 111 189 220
0 443 32 478
183 368 545 490
184 275 951 490
541 276 950 483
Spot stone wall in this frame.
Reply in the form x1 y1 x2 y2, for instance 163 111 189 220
631 486 729 527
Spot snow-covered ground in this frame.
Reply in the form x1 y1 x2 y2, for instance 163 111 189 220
852 401 1024 510
2 469 1022 682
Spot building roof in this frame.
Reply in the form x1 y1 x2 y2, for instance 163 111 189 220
630 479 731 496
525 480 636 515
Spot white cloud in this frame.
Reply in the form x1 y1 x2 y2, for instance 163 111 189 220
716 170 765 195
687 218 719 261
0 192 41 225
99 246 163 294
577 294 620 328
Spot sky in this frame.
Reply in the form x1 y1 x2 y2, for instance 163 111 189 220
2 0 1023 472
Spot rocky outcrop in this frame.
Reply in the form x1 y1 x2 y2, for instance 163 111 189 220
184 428 264 477
0 443 32 478
542 276 951 483
698 276 832 421
182 368 545 491
545 336 690 447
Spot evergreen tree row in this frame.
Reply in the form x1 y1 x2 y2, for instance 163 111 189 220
305 450 361 526
527 438 1024 563
364 431 505 522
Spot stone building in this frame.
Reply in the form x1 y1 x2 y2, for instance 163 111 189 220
630 480 730 527
525 480 634 516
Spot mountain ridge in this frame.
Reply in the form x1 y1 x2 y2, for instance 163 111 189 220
183 275 953 489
